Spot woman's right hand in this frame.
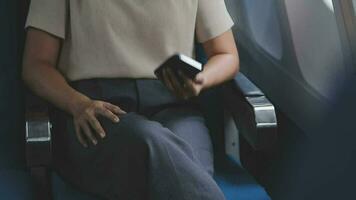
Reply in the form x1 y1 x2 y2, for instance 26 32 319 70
22 28 128 148
71 99 126 148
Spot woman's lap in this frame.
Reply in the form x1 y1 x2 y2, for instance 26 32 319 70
53 108 214 172
53 110 215 198
50 79 218 199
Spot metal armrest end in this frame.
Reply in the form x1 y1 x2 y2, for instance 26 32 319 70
26 118 52 167
223 74 278 150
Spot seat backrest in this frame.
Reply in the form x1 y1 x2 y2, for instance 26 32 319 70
227 0 283 60
0 0 29 170
225 1 354 198
227 0 350 133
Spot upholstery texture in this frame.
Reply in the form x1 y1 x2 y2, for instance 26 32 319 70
0 170 32 200
215 158 271 200
50 157 271 200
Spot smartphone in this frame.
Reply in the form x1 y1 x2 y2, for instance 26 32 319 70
154 54 202 83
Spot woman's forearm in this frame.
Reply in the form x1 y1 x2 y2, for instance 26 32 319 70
22 61 90 115
201 53 239 90
22 28 91 115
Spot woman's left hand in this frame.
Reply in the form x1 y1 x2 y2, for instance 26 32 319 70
162 68 206 100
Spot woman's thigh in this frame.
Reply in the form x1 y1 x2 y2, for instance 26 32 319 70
52 106 215 200
149 106 214 175
52 112 165 197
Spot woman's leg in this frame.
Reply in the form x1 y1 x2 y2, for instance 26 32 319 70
149 106 215 175
53 112 149 200
53 110 225 200
149 106 225 199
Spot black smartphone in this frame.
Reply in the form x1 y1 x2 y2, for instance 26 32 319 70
154 54 202 83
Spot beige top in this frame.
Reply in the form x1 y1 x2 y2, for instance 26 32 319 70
26 0 234 81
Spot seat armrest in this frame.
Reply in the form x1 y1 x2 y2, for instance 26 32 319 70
25 90 53 200
223 73 277 150
234 73 264 97
25 90 52 167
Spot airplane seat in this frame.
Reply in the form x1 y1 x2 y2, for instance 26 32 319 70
0 170 32 199
195 45 275 200
213 158 272 200
17 0 277 199
228 0 354 198
222 0 280 180
0 88 30 199
50 174 98 200
233 0 350 127
0 79 32 199
0 0 33 199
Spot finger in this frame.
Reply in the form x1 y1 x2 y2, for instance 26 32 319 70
166 68 187 98
187 77 202 97
194 72 205 84
74 122 88 148
186 80 199 96
97 107 120 123
88 115 106 138
81 121 98 145
178 71 195 98
162 68 175 92
104 102 126 115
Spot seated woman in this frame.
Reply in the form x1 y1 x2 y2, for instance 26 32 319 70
22 0 239 199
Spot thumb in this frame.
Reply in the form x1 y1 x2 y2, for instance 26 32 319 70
194 72 205 84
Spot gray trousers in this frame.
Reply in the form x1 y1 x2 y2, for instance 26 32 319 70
50 79 225 200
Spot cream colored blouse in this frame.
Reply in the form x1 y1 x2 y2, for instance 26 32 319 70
26 0 234 81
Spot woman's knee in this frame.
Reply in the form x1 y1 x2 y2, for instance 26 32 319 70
106 112 165 145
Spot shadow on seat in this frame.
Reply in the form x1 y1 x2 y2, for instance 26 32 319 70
0 170 32 200
215 157 271 200
48 155 270 200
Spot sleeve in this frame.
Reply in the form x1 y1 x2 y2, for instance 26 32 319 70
25 0 68 39
195 0 235 43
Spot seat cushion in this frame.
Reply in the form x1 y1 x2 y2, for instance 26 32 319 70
0 170 32 200
214 157 271 200
0 169 99 200
52 173 100 200
52 158 271 200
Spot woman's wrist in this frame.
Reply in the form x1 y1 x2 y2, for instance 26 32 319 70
198 70 211 91
67 92 92 116
198 54 239 91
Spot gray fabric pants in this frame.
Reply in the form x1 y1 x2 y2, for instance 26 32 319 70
50 79 225 200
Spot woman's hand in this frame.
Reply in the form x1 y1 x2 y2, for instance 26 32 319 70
71 99 126 148
162 68 206 99
161 29 239 99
